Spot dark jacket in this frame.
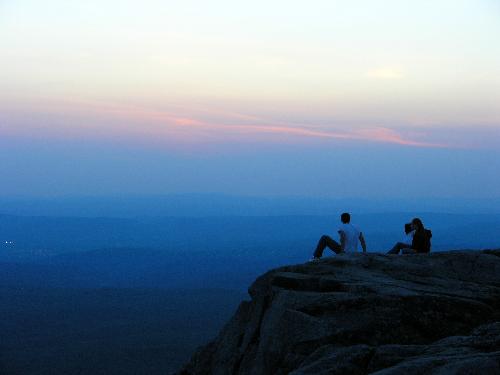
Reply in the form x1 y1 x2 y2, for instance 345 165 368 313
412 229 432 253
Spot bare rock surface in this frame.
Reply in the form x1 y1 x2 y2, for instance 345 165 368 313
178 250 500 374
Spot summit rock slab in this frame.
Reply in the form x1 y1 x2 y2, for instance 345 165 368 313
178 250 500 374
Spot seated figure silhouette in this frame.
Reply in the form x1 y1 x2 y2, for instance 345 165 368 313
311 212 367 260
387 218 432 254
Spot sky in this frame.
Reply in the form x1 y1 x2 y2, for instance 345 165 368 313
1 0 499 199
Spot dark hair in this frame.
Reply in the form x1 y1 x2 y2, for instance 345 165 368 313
404 223 413 234
341 212 351 223
411 218 424 231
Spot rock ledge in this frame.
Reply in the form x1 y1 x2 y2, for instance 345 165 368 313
179 250 500 374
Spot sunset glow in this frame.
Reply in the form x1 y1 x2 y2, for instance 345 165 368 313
1 0 499 198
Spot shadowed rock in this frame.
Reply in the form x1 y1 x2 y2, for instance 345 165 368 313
178 250 500 374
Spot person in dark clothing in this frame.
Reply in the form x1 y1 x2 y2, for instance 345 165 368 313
387 218 432 254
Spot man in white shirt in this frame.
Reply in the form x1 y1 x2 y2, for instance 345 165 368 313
311 212 367 260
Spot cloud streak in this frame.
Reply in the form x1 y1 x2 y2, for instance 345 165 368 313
1 98 448 148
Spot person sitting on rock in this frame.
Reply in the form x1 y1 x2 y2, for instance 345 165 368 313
387 218 432 254
386 222 415 255
311 212 367 261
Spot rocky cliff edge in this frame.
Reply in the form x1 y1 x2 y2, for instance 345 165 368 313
179 250 500 374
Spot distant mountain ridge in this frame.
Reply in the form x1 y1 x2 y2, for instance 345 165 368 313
2 213 500 262
179 250 500 374
2 194 500 217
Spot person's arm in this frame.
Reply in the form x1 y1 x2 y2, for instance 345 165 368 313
339 230 346 251
359 232 367 253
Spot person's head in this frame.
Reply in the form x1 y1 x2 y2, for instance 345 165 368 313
411 218 424 231
341 212 351 224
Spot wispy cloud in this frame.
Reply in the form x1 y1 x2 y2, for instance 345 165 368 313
354 127 447 147
2 98 448 148
182 123 446 148
96 102 447 147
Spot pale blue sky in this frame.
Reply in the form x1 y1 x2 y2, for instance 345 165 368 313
0 1 499 198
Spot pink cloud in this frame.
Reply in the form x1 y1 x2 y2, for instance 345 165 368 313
354 127 448 148
1 98 450 148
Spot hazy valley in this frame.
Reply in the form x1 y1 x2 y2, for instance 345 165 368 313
1 198 500 374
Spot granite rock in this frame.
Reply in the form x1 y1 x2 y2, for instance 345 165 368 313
178 250 500 374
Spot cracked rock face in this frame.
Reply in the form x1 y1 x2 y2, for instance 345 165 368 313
178 250 500 374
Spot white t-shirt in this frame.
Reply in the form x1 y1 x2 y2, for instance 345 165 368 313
338 223 361 252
